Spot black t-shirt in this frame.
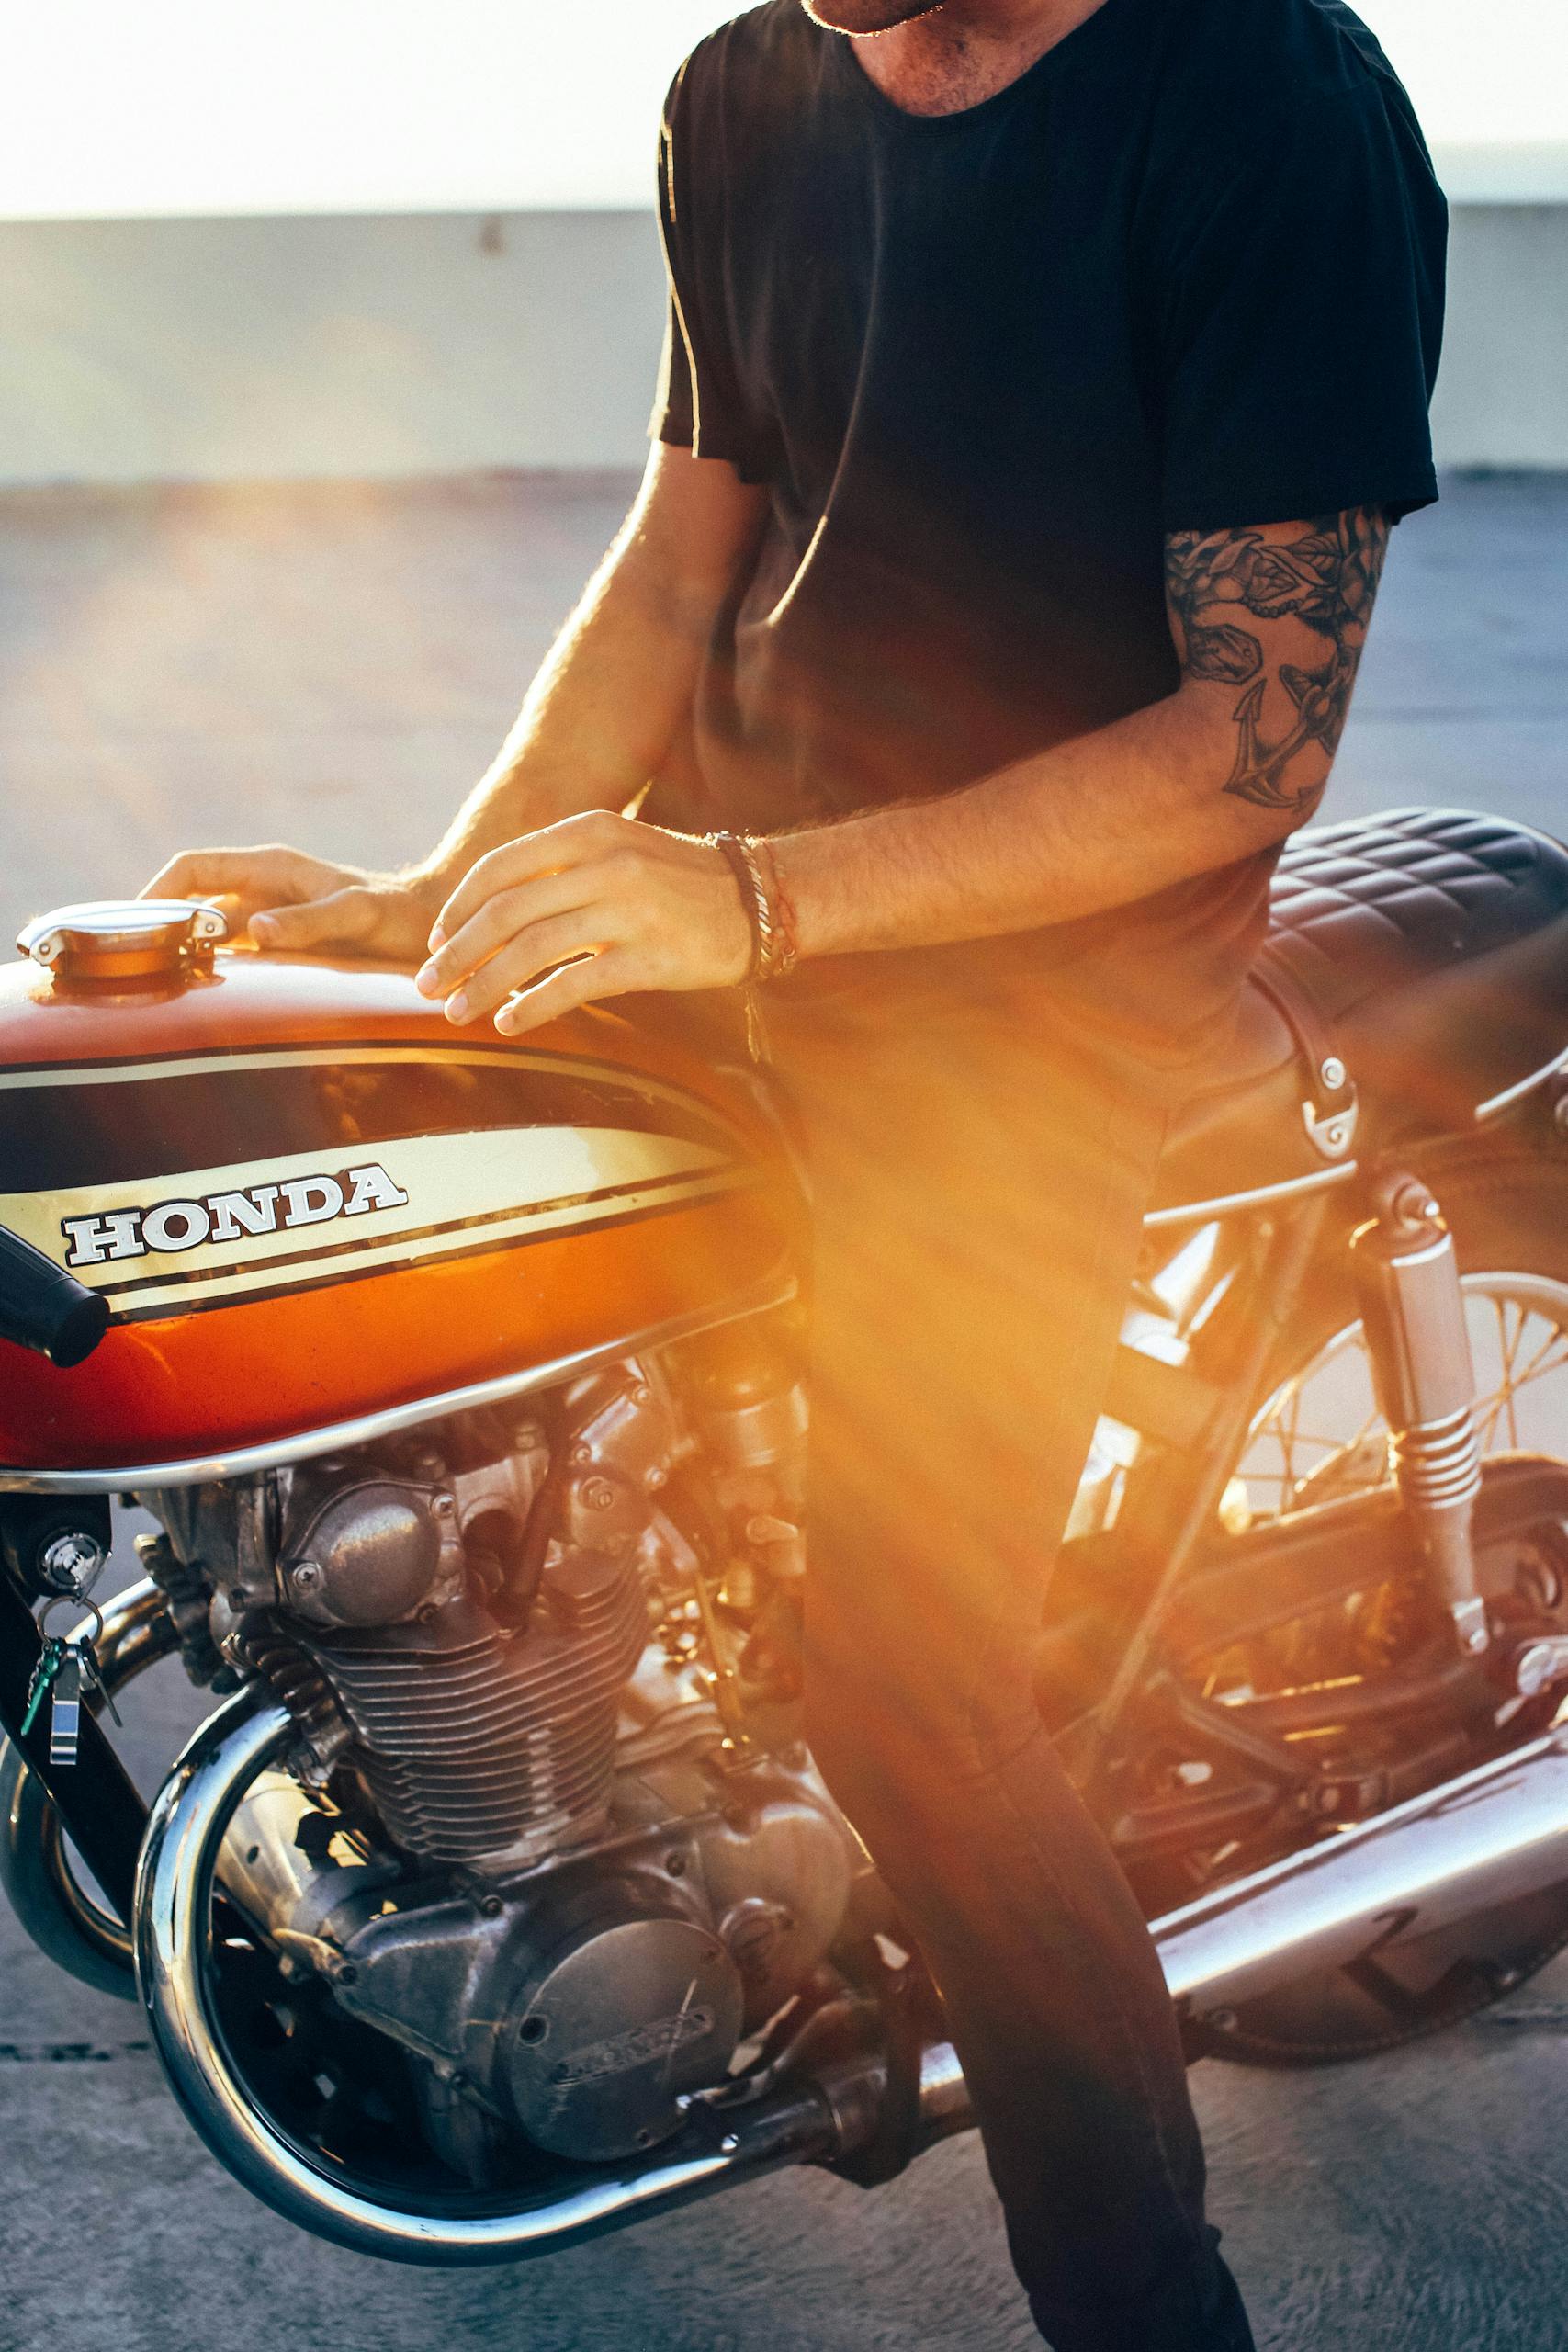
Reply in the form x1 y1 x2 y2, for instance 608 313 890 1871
647 0 1447 1064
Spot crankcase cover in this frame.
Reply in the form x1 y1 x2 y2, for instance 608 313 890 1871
504 1905 743 2162
694 1768 855 2028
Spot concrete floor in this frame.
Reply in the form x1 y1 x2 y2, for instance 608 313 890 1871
1 470 1567 2352
2 468 1564 917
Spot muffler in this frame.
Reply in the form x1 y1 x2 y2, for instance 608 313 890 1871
134 1690 1568 2263
1155 1723 1568 2020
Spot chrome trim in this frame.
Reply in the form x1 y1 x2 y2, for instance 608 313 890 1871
916 2041 972 2143
1301 1093 1358 1159
0 1276 795 1495
1474 1048 1568 1125
134 1679 1568 2256
1156 1726 1568 2013
135 1691 851 2262
1142 1160 1359 1232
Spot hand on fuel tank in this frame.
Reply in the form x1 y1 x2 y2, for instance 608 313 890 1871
416 811 752 1035
140 844 445 962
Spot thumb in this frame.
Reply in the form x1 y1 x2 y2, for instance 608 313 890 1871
250 887 378 951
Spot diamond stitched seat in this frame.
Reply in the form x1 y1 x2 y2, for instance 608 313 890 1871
1151 807 1568 1218
1269 808 1568 1018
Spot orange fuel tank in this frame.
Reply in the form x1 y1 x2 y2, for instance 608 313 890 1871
0 912 795 1483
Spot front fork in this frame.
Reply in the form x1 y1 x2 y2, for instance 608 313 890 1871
1350 1173 1489 1657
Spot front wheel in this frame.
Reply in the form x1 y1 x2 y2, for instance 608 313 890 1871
0 1577 177 1996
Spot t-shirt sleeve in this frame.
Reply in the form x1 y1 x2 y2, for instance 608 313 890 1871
649 56 777 483
1156 77 1448 532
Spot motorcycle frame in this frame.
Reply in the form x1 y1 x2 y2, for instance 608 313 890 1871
0 1148 1495 1930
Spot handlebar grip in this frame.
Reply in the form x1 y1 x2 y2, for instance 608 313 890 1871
0 1223 110 1368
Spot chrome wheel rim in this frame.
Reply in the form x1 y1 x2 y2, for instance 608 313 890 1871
1236 1272 1568 1522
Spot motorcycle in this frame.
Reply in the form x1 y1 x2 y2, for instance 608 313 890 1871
6 800 1568 2263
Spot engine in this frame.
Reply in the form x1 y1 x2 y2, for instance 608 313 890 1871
0 909 853 2186
141 1322 857 2177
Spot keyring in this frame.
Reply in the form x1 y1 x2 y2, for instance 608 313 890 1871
38 1595 105 1648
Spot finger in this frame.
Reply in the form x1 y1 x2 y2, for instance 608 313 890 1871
140 850 251 903
250 887 381 951
440 909 612 1023
140 845 314 911
493 949 637 1037
431 812 624 953
417 869 602 1001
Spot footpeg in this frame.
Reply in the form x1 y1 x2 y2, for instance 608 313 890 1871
1352 1176 1487 1657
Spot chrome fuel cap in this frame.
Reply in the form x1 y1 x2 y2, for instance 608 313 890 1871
17 899 228 982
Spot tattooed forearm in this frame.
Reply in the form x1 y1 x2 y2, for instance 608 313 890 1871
1165 507 1390 814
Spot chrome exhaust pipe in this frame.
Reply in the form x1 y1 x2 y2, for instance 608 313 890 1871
1152 1724 1568 2019
925 1726 1568 2135
135 1689 1568 2262
136 1692 869 2264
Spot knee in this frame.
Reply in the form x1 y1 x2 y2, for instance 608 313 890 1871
804 1651 976 1844
802 1671 874 1816
803 1657 918 1826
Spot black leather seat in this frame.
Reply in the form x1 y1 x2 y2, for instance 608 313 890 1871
1151 808 1568 1218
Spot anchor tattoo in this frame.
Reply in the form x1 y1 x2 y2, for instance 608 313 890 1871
1165 508 1391 813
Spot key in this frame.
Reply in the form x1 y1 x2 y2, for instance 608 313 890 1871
76 1634 122 1728
19 1638 65 1741
48 1643 83 1767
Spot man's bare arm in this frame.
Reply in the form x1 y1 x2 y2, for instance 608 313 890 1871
770 507 1389 956
426 444 767 879
417 507 1388 1031
141 444 765 957
1168 508 1388 812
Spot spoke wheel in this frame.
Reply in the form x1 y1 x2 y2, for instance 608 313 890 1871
1239 1272 1568 1521
1190 1149 1568 2065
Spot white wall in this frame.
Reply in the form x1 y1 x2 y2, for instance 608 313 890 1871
0 0 1561 483
1 1 728 218
0 202 1560 485
1433 208 1568 467
0 212 666 481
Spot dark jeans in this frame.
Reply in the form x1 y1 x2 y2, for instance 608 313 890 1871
754 976 1257 2352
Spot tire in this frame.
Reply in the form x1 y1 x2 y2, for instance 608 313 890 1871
0 1578 178 1998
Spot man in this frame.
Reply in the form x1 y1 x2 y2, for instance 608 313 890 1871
146 0 1446 2342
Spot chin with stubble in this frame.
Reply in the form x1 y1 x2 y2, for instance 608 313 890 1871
800 0 942 29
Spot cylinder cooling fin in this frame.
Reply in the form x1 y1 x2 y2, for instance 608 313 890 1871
292 1556 649 1869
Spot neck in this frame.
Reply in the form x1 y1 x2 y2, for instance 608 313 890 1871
852 0 1109 116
